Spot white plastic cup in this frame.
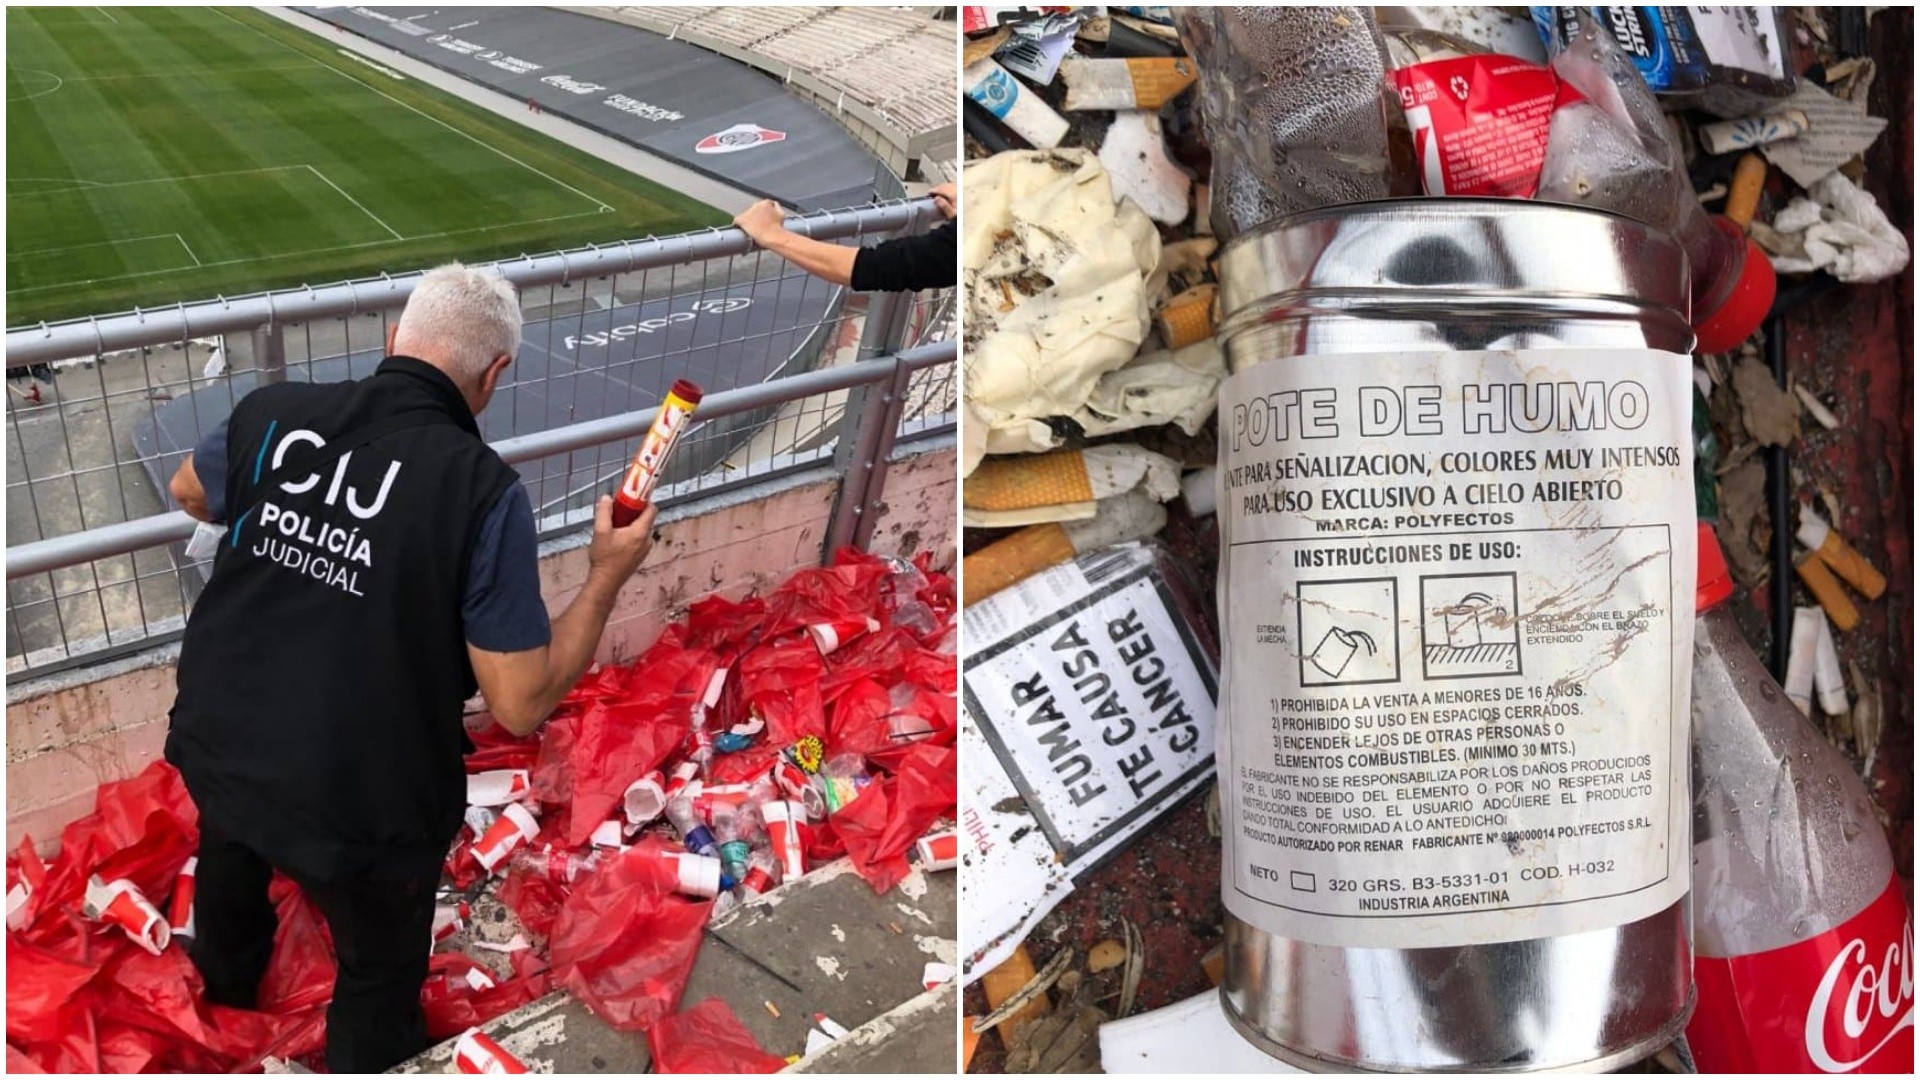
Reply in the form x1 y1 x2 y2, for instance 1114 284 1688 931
762 800 811 880
83 876 170 956
453 1028 527 1074
623 771 668 825
168 857 197 941
806 616 880 656
471 803 540 874
913 830 959 871
466 770 531 807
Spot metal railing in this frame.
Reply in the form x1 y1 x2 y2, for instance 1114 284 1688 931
6 203 955 681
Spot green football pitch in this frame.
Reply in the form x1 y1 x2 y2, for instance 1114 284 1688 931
5 6 728 326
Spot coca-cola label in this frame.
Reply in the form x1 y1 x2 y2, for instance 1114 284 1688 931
1690 875 1914 1073
1391 55 1587 199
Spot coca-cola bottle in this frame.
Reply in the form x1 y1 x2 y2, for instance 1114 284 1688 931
1689 524 1913 1072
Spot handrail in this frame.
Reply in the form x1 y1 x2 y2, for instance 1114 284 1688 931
3 200 937 364
3 341 954 580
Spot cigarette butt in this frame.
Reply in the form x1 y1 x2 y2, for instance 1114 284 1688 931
1157 283 1217 350
1726 153 1767 229
963 522 1076 606
888 921 903 935
1795 549 1860 632
982 944 1051 1042
1698 109 1811 155
764 1000 781 1019
962 1017 984 1071
1800 520 1886 600
1812 611 1849 715
1201 942 1226 987
965 59 1069 149
1193 185 1213 236
1793 384 1840 429
964 452 1096 514
1059 56 1197 111
1785 607 1819 715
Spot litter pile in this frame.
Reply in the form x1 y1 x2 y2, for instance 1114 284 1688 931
6 547 958 1073
961 4 1909 1073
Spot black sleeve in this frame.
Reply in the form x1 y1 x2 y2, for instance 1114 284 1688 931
849 221 956 292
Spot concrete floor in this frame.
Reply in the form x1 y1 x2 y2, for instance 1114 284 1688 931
398 859 957 1073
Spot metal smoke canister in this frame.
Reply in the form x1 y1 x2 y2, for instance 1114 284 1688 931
611 380 703 527
1211 200 1697 1071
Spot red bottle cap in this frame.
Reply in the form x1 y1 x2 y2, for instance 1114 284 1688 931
1697 522 1733 613
1691 217 1777 355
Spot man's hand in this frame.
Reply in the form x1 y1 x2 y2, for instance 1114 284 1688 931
733 199 789 243
588 495 656 581
929 182 956 220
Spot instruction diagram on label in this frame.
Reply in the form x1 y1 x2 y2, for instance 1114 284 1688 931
1296 578 1400 687
1214 348 1696 950
1422 573 1521 679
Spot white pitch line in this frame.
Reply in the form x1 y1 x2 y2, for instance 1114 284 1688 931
174 234 203 267
209 7 617 216
5 209 606 296
7 69 65 103
5 165 306 200
7 232 184 258
303 165 403 240
91 6 119 25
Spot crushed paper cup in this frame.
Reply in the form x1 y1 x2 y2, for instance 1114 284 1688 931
622 771 669 825
464 967 498 992
762 800 813 880
466 769 532 807
464 805 499 840
693 782 753 819
590 819 629 851
662 760 700 801
453 1028 528 1074
772 758 814 804
83 876 170 956
168 857 197 941
471 803 540 874
702 667 729 707
912 830 959 871
923 961 958 990
6 881 29 932
432 901 472 944
806 616 880 656
632 847 727 898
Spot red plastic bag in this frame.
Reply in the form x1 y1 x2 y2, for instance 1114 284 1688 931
420 953 553 1041
737 636 827 745
256 876 335 1015
548 842 711 1031
831 744 956 893
646 997 786 1074
6 936 100 1045
465 718 541 773
498 865 567 941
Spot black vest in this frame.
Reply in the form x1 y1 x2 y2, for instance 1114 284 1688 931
167 357 517 880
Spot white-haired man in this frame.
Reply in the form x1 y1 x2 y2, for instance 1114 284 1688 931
165 263 656 1071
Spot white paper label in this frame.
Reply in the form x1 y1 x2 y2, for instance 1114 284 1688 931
1216 349 1694 949
960 544 1217 979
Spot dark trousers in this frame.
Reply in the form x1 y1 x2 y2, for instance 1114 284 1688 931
190 820 440 1073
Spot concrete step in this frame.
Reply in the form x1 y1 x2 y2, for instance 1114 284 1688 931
396 858 955 1073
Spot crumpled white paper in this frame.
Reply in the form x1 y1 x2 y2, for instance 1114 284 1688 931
964 150 1162 472
1071 338 1227 438
1767 171 1911 283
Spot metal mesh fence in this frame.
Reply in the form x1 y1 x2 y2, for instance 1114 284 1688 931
6 204 954 680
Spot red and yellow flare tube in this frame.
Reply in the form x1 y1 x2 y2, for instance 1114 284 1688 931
612 379 702 527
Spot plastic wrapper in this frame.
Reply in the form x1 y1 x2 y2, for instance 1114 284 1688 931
646 997 786 1074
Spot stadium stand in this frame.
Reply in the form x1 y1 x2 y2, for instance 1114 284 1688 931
579 7 957 182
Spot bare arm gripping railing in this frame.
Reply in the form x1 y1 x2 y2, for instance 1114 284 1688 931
3 200 940 362
4 340 955 581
